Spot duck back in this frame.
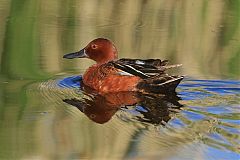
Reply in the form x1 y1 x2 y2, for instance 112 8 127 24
111 58 183 94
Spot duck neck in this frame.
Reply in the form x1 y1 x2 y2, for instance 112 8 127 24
96 51 117 64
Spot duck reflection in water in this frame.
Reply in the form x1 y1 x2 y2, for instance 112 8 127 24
63 82 183 125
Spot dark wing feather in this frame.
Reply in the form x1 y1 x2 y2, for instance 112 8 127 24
110 58 182 78
109 58 183 93
109 60 150 79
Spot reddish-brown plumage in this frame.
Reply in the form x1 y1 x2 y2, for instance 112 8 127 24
83 64 140 93
85 38 118 63
63 38 183 94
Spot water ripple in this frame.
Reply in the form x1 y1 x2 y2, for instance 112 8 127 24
27 76 240 157
176 79 240 153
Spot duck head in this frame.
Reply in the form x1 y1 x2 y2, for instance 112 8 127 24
63 38 118 64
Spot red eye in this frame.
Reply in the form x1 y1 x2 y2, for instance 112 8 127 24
92 44 97 49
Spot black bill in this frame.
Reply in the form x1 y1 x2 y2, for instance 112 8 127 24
63 49 88 59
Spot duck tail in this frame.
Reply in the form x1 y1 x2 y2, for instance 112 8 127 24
136 75 184 94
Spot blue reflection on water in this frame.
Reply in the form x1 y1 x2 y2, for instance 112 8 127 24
204 146 240 160
179 79 240 96
58 75 82 88
178 78 240 159
181 110 206 121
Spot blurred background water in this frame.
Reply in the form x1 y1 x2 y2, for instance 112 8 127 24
0 0 239 160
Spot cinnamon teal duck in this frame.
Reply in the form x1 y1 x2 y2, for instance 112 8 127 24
63 38 183 94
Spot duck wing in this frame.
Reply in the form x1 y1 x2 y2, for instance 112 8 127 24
109 58 184 93
110 58 182 78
